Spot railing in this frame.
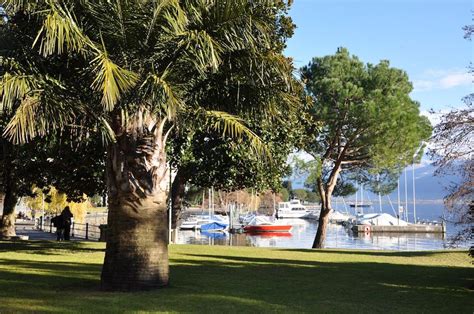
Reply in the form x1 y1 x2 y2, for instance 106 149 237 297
37 218 102 241
71 222 101 240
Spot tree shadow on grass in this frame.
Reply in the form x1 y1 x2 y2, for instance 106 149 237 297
275 248 466 258
0 252 472 313
0 240 104 255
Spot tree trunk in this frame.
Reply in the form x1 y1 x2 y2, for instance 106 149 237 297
0 189 18 238
312 164 341 249
170 167 188 229
0 141 17 238
101 115 170 291
312 190 331 248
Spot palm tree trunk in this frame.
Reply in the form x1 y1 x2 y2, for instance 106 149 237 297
101 116 170 291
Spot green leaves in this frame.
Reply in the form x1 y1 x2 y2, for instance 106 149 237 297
301 47 432 190
1 0 298 164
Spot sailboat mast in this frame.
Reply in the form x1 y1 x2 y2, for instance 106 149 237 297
397 176 401 218
208 188 212 217
404 168 408 222
341 197 349 214
378 174 382 213
355 183 358 214
212 186 215 215
412 163 417 224
202 190 205 210
273 192 276 217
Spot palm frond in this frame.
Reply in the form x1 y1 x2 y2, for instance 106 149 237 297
178 30 221 72
206 0 270 52
3 89 79 144
33 3 93 56
141 71 184 118
146 0 184 44
3 96 41 143
0 72 35 111
0 70 82 143
160 1 189 35
204 110 269 158
91 52 138 111
98 117 116 143
3 0 40 12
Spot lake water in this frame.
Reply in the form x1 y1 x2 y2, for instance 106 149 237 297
175 203 469 251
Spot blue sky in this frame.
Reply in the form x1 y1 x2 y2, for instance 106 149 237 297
284 0 472 115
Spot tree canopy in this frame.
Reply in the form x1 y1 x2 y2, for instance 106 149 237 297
0 0 297 290
300 48 432 248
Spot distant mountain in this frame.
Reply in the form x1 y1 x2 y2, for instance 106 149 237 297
291 159 460 202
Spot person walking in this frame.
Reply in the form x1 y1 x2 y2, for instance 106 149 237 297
61 206 74 241
51 215 65 241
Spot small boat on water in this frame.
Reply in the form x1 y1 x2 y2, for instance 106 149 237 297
245 231 292 237
277 199 319 219
200 221 228 231
200 230 228 239
243 216 292 233
179 214 228 230
239 212 257 225
355 213 409 226
350 213 445 233
329 210 353 224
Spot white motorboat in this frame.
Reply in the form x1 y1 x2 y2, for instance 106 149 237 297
277 199 318 218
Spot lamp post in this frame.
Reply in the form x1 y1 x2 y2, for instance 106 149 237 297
168 163 172 244
41 192 45 230
411 142 424 224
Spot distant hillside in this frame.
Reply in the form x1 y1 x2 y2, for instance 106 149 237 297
291 159 460 202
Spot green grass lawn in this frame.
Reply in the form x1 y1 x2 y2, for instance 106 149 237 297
0 241 472 313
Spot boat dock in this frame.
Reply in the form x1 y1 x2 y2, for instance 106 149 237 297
351 223 446 234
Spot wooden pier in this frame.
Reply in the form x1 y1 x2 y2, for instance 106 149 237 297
351 223 446 234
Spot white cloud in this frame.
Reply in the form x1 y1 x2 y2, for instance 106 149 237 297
413 80 435 92
439 72 472 89
412 69 472 92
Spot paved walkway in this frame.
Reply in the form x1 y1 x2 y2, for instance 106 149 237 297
14 220 91 241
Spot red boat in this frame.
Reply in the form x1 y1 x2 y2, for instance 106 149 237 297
245 231 292 237
244 225 292 233
243 216 292 233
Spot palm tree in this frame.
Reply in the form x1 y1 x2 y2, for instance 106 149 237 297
0 1 295 290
